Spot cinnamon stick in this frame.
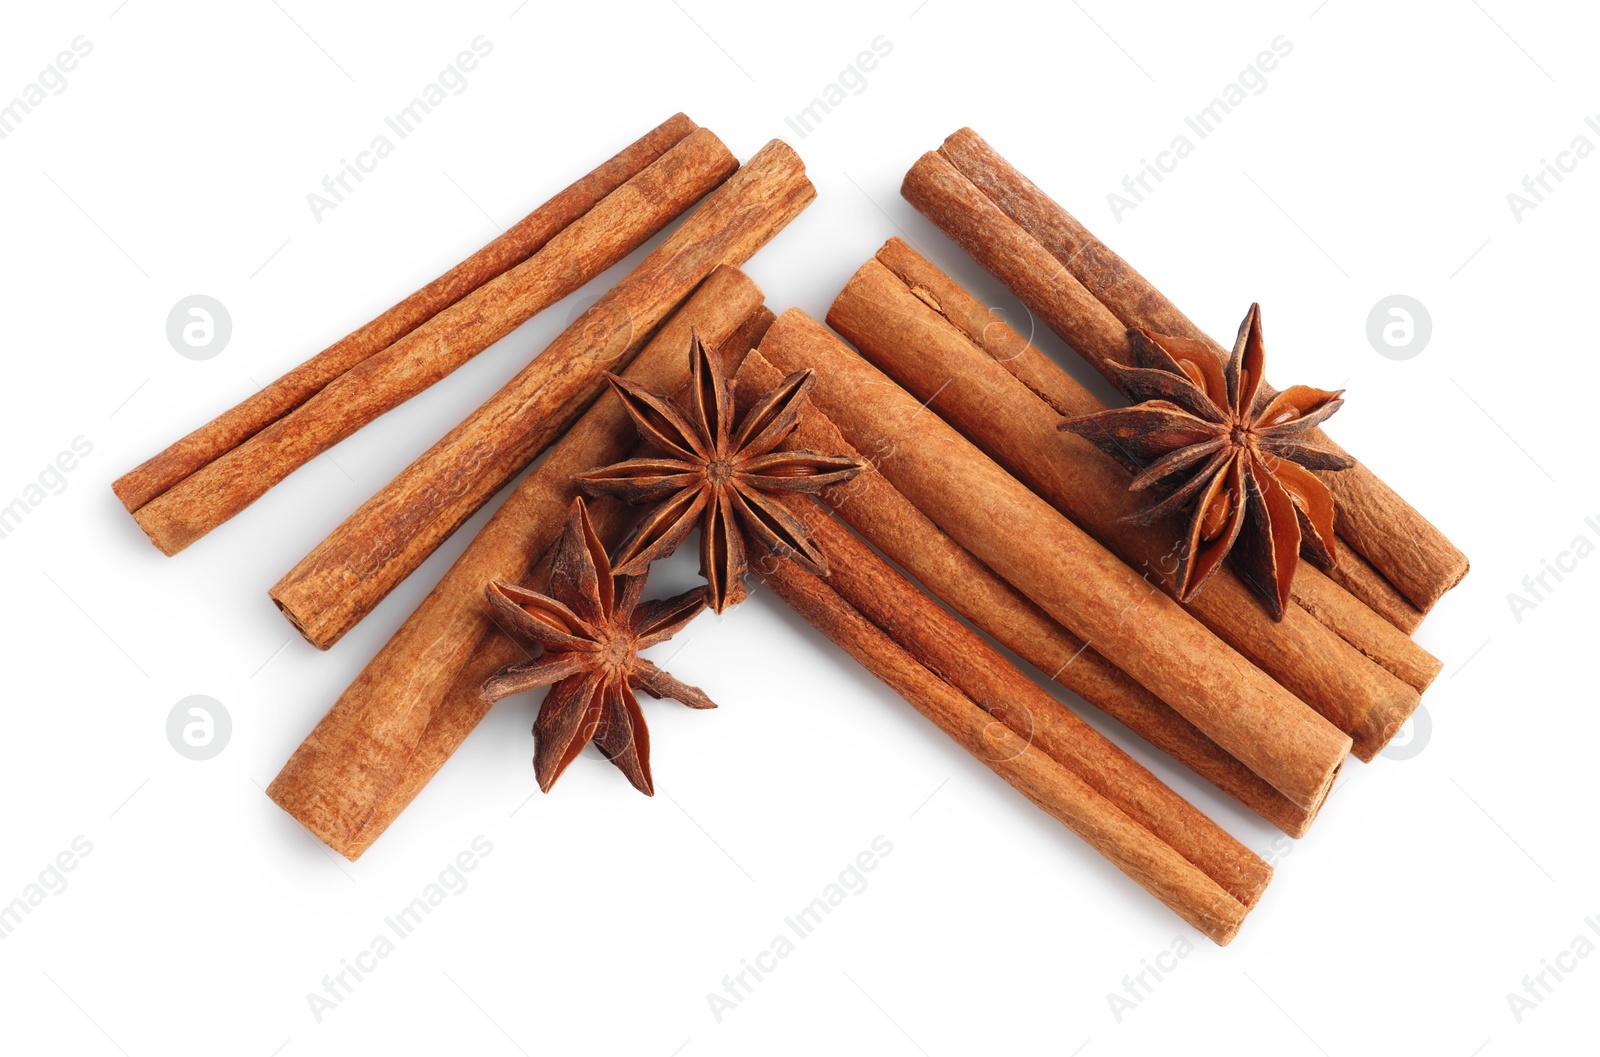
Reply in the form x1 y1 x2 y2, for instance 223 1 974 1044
753 540 1251 945
810 506 1272 909
863 238 1441 695
267 269 768 859
270 141 814 650
906 130 1468 623
901 151 1442 650
737 352 1276 897
756 310 1351 812
736 351 1314 836
115 113 699 519
1320 541 1426 637
131 127 734 556
830 243 1436 757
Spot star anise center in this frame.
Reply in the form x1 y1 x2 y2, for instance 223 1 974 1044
598 630 635 670
574 331 867 613
479 497 717 795
1059 303 1355 620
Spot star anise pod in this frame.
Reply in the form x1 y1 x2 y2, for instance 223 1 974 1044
1060 303 1354 621
574 332 867 613
481 497 715 795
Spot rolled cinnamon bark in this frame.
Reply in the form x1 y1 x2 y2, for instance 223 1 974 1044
830 243 1435 757
754 544 1251 945
861 238 1441 696
736 353 1273 900
813 508 1272 908
266 269 767 859
906 131 1468 623
115 114 698 517
736 351 1313 836
270 141 814 649
1312 539 1425 634
138 128 737 557
756 310 1351 812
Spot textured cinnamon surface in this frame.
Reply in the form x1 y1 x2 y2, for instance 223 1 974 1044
901 152 1442 644
269 141 814 649
114 113 698 517
756 310 1349 812
1321 539 1427 633
834 242 1438 759
741 349 1314 835
908 129 1468 622
740 349 1275 901
266 270 766 860
754 535 1251 945
133 128 737 557
864 238 1441 692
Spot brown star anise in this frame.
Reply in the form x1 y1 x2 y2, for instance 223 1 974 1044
574 332 867 613
481 497 715 795
1060 303 1354 621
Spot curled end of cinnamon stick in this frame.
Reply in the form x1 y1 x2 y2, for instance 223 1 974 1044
271 590 330 652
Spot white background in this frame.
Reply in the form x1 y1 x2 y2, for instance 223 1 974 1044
1 1 1594 1054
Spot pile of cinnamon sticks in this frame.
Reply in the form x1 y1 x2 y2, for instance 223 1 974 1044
115 118 1464 946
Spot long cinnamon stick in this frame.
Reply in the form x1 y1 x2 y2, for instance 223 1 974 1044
267 269 767 859
907 130 1468 624
814 507 1272 908
270 141 814 650
885 240 1441 694
756 310 1350 812
131 127 736 556
754 543 1250 945
736 352 1273 900
115 113 699 519
829 245 1434 758
736 352 1314 836
903 148 1436 637
863 238 1441 696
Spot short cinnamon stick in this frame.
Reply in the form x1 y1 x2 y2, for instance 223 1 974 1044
756 310 1350 812
754 544 1251 945
829 244 1435 757
266 268 767 859
736 351 1313 836
270 141 814 650
906 130 1468 623
115 113 700 519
